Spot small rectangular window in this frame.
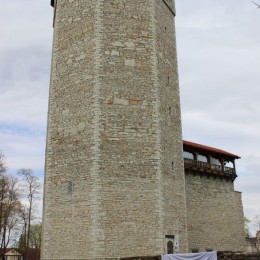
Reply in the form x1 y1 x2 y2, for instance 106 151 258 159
192 249 199 253
206 249 213 252
67 180 74 194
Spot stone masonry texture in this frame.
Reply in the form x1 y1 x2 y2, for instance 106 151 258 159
121 254 260 260
41 0 188 259
217 252 260 260
185 174 246 252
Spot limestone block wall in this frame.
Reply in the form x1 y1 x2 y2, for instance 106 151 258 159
246 231 260 253
42 0 187 259
155 0 188 253
185 174 246 252
217 252 260 259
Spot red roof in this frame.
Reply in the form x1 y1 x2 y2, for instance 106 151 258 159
183 140 240 159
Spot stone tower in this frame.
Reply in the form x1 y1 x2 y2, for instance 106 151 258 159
42 0 188 259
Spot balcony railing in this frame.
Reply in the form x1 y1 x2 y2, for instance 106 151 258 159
184 158 236 180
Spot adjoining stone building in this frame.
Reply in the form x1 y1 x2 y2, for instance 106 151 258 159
183 140 246 253
42 0 246 259
246 231 260 253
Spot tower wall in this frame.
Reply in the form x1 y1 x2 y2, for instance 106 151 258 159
42 0 188 259
156 0 188 252
185 174 246 252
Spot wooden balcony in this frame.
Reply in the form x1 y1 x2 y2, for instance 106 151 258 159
184 158 237 181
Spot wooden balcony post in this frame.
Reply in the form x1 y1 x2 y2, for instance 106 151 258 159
221 158 225 173
194 152 198 166
233 160 236 175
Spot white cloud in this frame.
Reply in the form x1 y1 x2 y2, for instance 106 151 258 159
176 0 260 224
0 130 46 170
0 0 52 173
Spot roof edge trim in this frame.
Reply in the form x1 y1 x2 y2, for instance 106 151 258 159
183 140 241 159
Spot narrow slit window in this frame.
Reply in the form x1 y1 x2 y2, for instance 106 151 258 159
67 180 74 194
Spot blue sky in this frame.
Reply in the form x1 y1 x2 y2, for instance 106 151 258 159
0 0 259 234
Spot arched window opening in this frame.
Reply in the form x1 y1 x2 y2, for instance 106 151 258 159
211 157 221 170
224 161 234 168
211 157 221 165
183 151 194 160
167 241 174 254
197 154 208 163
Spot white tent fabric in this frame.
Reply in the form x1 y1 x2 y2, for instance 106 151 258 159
162 252 217 260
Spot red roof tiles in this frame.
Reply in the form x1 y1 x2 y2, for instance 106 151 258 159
183 140 240 159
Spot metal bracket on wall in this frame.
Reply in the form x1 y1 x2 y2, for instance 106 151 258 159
51 0 57 27
162 0 176 17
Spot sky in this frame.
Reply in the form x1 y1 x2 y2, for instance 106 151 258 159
0 0 259 234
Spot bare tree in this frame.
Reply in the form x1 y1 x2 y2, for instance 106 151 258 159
0 154 42 257
17 169 41 259
28 222 42 249
19 205 29 249
0 151 6 173
0 173 8 250
0 172 21 254
0 152 8 251
252 215 260 232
